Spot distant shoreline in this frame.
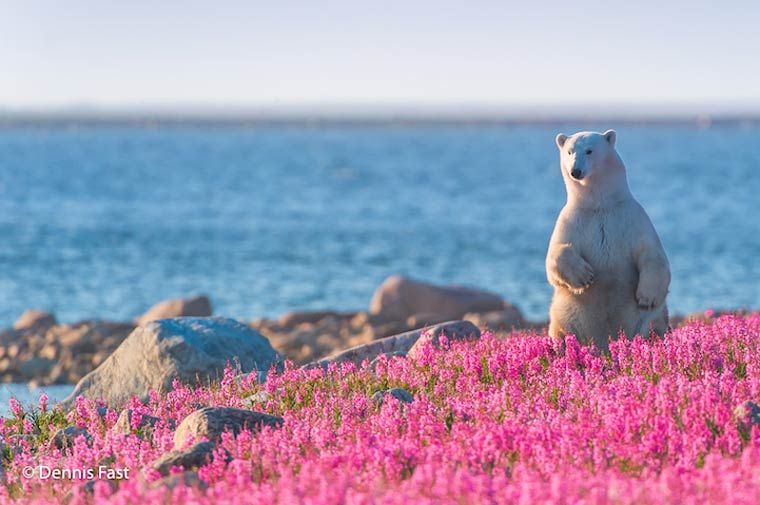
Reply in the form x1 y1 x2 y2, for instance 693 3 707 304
1 114 759 129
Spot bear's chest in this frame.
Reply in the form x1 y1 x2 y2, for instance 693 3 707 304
572 210 634 271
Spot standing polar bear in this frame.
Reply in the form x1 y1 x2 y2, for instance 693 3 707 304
546 130 670 351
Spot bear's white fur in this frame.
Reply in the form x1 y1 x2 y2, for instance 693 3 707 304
546 130 670 351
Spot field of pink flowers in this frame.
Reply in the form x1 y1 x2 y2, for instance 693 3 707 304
2 313 760 504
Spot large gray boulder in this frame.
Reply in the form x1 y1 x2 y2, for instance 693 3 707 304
60 317 283 410
369 275 507 322
136 295 212 326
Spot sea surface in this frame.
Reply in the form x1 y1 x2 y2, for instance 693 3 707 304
1 125 759 411
0 126 758 328
0 384 72 415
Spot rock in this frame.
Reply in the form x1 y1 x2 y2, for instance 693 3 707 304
369 321 408 340
407 320 481 358
464 306 526 332
17 357 57 378
151 441 229 476
368 351 407 373
137 295 212 326
371 388 414 406
735 400 760 428
60 317 283 410
6 344 20 359
13 310 56 331
113 409 173 436
149 470 209 491
8 434 36 454
55 321 135 354
306 320 481 370
405 313 452 328
350 312 371 329
26 334 46 353
38 344 58 361
63 479 119 502
278 310 342 328
52 427 92 451
243 390 271 405
370 275 507 322
56 326 93 351
173 407 284 448
83 480 119 494
0 330 21 349
46 362 68 384
91 351 109 367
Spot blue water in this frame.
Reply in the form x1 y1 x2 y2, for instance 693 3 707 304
0 126 758 327
0 384 72 416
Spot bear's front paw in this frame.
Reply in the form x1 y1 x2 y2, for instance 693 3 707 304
563 261 595 294
636 285 664 310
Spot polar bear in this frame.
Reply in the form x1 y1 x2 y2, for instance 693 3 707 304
546 130 670 352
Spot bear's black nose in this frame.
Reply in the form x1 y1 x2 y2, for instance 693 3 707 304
570 169 583 180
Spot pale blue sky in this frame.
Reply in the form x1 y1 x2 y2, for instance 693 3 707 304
2 0 759 110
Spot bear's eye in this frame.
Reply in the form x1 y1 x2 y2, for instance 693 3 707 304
585 149 592 155
567 150 572 155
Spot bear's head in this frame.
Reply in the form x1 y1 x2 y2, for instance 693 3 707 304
554 130 619 184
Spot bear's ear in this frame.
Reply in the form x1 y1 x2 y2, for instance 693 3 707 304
603 129 617 146
555 133 568 149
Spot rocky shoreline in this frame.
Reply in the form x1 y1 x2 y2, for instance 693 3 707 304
0 275 750 386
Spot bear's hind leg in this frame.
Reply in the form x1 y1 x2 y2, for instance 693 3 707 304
549 318 565 342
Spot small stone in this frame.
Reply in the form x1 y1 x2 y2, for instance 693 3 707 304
81 480 119 495
278 310 342 328
370 321 407 340
245 390 270 404
7 344 21 359
734 401 760 428
13 310 56 331
17 357 57 379
371 388 414 406
38 344 58 361
464 306 526 332
350 312 370 329
8 434 36 454
63 479 118 503
151 441 230 476
52 427 92 451
91 351 109 367
406 313 452 328
137 295 213 326
149 470 209 490
113 409 174 436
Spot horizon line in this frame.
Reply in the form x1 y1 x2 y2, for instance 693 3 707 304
2 102 760 128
